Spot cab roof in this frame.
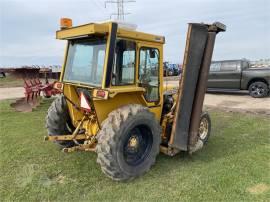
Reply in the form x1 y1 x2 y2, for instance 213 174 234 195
56 22 165 44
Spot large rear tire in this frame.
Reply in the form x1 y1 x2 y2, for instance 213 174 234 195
96 105 161 181
46 95 75 148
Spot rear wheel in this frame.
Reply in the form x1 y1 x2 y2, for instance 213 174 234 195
96 105 161 181
248 81 269 98
46 95 75 147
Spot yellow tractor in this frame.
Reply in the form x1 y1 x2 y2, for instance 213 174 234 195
45 19 226 181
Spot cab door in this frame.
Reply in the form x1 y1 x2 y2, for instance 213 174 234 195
137 43 163 119
208 61 241 89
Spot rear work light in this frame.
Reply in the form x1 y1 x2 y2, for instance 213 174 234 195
97 90 106 97
93 89 109 99
80 92 91 113
53 82 63 91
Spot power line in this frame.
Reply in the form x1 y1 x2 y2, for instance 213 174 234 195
93 0 109 18
105 0 136 21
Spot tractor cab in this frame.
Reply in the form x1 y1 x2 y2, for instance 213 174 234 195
56 19 166 126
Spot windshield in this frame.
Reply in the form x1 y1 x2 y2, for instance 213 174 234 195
63 38 107 86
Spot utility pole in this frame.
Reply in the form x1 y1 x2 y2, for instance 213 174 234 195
105 0 135 21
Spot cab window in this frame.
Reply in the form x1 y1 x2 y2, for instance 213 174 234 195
221 61 239 71
210 62 221 72
63 38 106 86
242 61 249 69
139 47 160 102
112 40 136 85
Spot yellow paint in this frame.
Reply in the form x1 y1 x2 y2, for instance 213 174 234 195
56 22 165 44
56 23 109 39
58 21 166 139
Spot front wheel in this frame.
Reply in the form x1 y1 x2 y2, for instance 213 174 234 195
96 105 161 181
248 81 269 98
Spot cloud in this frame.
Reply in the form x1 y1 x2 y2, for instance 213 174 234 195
0 0 269 66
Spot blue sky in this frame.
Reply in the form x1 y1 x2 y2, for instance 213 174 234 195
0 0 269 66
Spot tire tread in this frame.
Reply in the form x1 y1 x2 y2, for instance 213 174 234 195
96 104 161 181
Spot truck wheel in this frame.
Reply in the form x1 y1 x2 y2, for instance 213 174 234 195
96 105 161 181
248 81 269 98
198 112 211 144
168 70 174 76
46 95 75 148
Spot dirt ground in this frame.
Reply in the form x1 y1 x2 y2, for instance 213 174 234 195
164 78 270 116
0 87 24 100
204 93 270 116
0 86 269 116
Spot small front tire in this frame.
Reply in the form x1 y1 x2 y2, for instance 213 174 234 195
198 112 211 144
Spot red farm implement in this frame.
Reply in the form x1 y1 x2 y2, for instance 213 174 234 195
10 78 61 112
6 68 61 112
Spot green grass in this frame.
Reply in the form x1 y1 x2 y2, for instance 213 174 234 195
0 100 269 201
0 76 24 87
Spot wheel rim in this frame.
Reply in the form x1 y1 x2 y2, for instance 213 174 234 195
123 125 153 166
251 84 265 96
199 117 209 140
